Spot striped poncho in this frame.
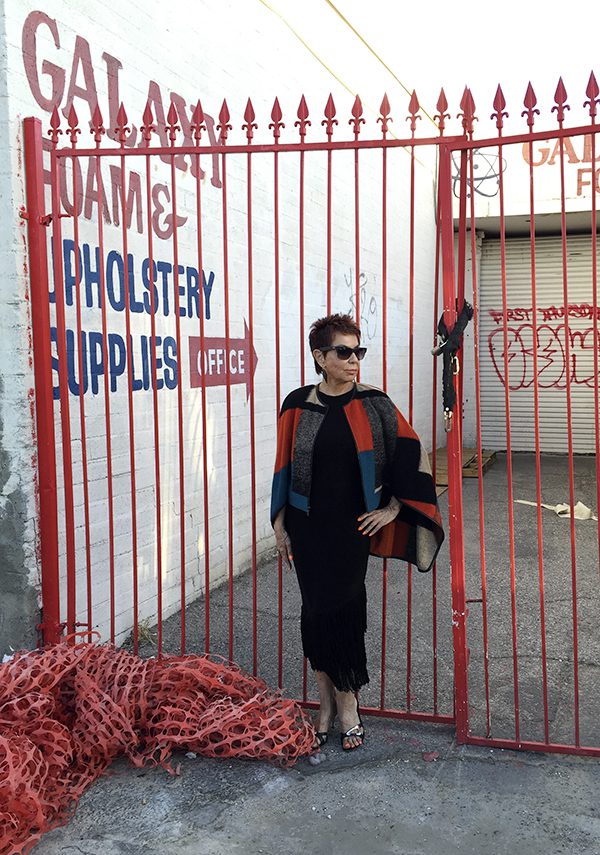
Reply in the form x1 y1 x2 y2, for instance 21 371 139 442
271 383 444 572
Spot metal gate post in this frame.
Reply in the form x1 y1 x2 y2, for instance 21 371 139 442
438 144 469 742
23 117 61 645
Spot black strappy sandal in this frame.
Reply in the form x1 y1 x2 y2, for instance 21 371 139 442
341 700 365 751
314 700 337 749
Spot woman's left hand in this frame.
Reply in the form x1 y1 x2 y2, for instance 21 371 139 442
357 497 400 537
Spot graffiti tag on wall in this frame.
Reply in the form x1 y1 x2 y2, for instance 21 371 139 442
487 303 600 390
345 268 377 341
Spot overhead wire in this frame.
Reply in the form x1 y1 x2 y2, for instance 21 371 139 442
256 0 438 139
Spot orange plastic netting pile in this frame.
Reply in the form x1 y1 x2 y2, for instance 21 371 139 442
0 641 315 854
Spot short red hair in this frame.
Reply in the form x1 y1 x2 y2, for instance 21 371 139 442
309 313 361 377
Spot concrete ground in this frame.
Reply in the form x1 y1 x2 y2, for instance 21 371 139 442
32 452 600 853
34 719 600 855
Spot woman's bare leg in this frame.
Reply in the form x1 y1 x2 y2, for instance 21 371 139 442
335 689 364 749
314 670 336 733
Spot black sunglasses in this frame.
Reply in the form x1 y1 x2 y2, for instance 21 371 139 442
320 345 367 361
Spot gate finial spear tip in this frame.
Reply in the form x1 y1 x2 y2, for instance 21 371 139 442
297 94 309 120
522 82 540 127
523 82 537 108
219 99 230 123
243 98 258 141
322 93 338 139
434 88 449 135
49 105 62 145
295 95 311 139
191 100 205 125
407 90 421 134
350 94 365 137
377 93 392 136
585 71 599 118
270 97 284 125
492 85 508 129
91 103 105 144
552 77 570 124
269 97 284 140
191 100 205 143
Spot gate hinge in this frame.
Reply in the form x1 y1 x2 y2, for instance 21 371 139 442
36 618 67 637
19 208 69 226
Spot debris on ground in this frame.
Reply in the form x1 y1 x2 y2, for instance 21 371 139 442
515 499 597 520
0 640 315 854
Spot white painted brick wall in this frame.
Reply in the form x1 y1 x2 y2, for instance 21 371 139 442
4 0 443 646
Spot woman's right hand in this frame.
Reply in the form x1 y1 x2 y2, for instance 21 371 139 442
274 521 294 570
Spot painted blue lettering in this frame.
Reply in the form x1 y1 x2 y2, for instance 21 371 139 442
186 266 199 319
202 270 214 320
66 329 88 396
51 326 59 399
106 251 125 312
108 333 126 391
131 333 145 392
153 335 164 390
177 265 186 317
156 260 172 316
142 258 159 315
83 243 102 309
62 239 80 307
127 253 144 314
88 331 104 394
163 337 178 389
141 335 150 390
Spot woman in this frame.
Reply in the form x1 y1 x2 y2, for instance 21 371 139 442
271 313 444 751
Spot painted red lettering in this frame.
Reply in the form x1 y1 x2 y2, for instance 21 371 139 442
21 12 64 112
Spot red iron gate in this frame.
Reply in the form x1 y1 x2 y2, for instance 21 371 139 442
23 75 600 756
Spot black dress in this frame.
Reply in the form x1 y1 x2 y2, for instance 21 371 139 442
284 386 371 692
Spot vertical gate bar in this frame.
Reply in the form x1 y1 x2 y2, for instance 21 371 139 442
354 147 361 333
221 151 235 666
145 148 163 654
299 143 306 701
169 152 185 656
467 147 492 736
95 157 117 644
497 135 520 742
299 149 306 387
326 149 332 314
23 117 61 644
591 128 600 580
557 135 580 746
526 129 550 742
438 144 469 741
274 148 282 683
406 142 416 710
431 168 442 716
454 147 469 720
194 148 211 654
50 150 76 637
299 149 308 701
455 151 468 392
70 153 92 637
119 150 139 653
247 149 259 681
380 144 388 710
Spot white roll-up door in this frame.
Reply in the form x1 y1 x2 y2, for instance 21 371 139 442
479 234 600 453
